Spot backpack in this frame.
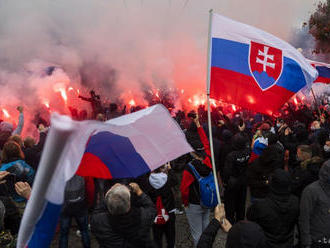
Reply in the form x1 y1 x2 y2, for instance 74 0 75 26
154 196 169 225
64 175 85 205
188 163 218 208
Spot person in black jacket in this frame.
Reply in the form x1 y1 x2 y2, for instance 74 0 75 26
247 169 299 248
197 204 267 248
290 145 323 199
247 144 284 203
143 165 177 248
91 182 157 248
299 160 330 248
223 133 250 224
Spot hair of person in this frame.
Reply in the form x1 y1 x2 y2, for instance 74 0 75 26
8 134 23 147
297 145 312 157
105 184 131 215
1 141 25 163
24 136 36 148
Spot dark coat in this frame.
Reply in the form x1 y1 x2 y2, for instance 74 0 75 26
91 193 156 248
223 134 250 188
197 219 267 248
247 145 283 199
247 193 299 248
299 161 330 246
290 157 323 198
141 170 177 212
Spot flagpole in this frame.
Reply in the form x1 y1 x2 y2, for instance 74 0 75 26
311 87 322 116
17 115 75 247
206 9 221 205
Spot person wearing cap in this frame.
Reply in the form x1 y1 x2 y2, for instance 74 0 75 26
247 169 299 248
299 160 330 248
197 204 267 248
181 114 213 246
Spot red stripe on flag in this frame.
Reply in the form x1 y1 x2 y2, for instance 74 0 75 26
313 76 330 84
76 152 112 179
210 67 294 114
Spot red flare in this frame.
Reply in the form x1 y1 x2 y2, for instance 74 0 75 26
129 99 136 106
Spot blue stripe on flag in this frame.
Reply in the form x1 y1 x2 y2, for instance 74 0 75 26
28 201 62 248
85 131 151 178
316 66 330 78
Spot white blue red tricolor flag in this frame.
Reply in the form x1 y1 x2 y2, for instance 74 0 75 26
209 13 318 114
17 104 193 248
308 59 330 84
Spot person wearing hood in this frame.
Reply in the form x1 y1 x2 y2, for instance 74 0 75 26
299 160 330 248
142 164 177 248
91 182 157 248
180 114 213 246
223 133 250 224
291 145 324 199
197 204 267 248
247 143 284 202
247 169 299 248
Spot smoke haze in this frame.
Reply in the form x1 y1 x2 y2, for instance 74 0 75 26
0 0 324 134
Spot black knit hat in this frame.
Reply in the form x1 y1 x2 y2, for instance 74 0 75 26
226 221 266 248
270 169 291 195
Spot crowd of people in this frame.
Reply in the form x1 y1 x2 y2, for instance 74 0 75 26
0 91 329 248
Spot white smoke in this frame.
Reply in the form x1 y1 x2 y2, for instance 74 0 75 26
0 0 322 135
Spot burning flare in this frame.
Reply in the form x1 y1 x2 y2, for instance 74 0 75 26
2 109 10 118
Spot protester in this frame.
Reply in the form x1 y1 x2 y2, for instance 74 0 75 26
59 175 90 248
91 182 157 247
0 141 34 204
248 143 284 203
223 133 250 224
180 114 213 246
247 169 299 248
142 164 178 248
291 145 324 198
299 160 330 248
197 204 267 248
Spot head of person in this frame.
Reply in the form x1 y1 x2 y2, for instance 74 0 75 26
8 135 23 147
105 183 131 215
1 141 25 164
270 169 292 195
232 133 247 151
297 145 312 162
310 120 321 131
24 137 36 148
96 113 105 121
226 221 266 248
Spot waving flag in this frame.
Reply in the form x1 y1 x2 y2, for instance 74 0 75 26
308 59 330 84
17 104 192 248
208 13 318 114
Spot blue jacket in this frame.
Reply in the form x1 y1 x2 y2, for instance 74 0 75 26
0 160 34 202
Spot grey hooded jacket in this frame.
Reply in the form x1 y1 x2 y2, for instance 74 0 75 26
299 160 330 246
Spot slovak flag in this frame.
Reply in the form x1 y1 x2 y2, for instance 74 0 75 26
308 59 330 84
208 13 318 115
17 104 192 248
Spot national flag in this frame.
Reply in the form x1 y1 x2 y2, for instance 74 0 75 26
17 104 192 248
308 59 330 84
208 13 318 115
